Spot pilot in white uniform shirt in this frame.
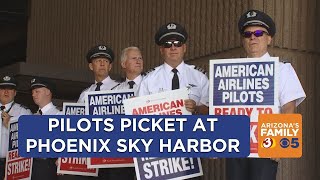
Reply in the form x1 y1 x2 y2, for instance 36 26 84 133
0 102 32 158
78 44 120 103
261 52 306 110
37 102 62 115
77 76 119 103
138 61 209 107
114 74 142 95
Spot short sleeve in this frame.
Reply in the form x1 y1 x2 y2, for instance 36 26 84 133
279 63 306 107
200 74 209 107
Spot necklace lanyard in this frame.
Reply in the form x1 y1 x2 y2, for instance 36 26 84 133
1 102 15 114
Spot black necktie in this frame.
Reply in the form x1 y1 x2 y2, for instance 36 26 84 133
38 109 42 115
95 82 103 91
172 68 179 90
128 81 135 89
1 106 5 119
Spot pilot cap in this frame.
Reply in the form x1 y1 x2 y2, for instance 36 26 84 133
30 77 55 93
86 45 115 63
0 75 17 89
238 10 276 37
155 22 188 45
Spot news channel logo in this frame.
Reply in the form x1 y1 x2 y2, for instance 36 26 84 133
279 138 300 148
262 137 300 149
261 137 276 148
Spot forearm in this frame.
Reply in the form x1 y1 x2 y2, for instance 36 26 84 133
281 100 296 114
195 105 209 115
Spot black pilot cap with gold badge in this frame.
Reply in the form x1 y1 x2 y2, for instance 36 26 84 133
0 75 17 89
154 22 188 46
86 45 115 63
238 10 276 37
30 77 55 93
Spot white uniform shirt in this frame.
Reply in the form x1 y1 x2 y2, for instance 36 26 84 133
262 53 306 109
39 102 62 115
114 75 143 95
77 76 119 103
0 102 32 157
138 61 209 106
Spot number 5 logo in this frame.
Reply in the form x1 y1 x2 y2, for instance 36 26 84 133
291 138 299 148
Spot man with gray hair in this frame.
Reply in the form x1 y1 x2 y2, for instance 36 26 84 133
114 46 144 95
111 46 144 179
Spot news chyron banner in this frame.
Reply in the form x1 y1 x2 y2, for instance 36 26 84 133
5 118 33 180
258 114 302 158
18 115 249 158
123 88 199 180
56 103 98 177
84 89 135 168
17 90 250 180
209 58 279 157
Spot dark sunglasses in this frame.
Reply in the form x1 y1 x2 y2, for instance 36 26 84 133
162 41 184 48
242 30 268 38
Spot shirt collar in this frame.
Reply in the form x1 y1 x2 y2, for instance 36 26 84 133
125 75 142 85
260 52 271 59
95 76 112 85
163 61 185 74
0 101 14 111
40 102 54 115
247 52 271 59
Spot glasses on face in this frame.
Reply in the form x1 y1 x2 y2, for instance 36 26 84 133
242 30 268 38
162 41 184 48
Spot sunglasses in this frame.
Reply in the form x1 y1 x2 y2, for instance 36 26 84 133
242 30 268 38
162 41 184 48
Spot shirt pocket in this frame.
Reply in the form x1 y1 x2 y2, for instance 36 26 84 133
149 86 170 95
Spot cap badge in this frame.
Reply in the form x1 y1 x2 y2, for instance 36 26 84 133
98 46 107 50
3 76 10 81
167 23 177 30
31 78 36 83
246 11 257 18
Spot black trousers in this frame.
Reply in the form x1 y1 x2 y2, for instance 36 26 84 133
31 158 58 180
98 167 135 180
0 158 5 180
57 167 135 180
226 158 278 180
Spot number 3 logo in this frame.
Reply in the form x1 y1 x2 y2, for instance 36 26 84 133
262 137 275 148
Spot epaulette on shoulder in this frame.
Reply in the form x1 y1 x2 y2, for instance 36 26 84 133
111 83 120 90
141 72 146 76
144 68 155 75
194 66 207 74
